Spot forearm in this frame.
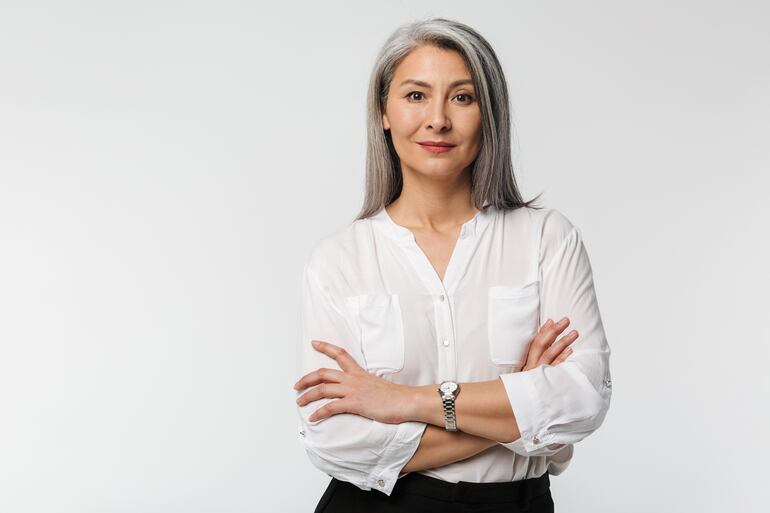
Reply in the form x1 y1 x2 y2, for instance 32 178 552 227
405 378 521 443
400 424 497 473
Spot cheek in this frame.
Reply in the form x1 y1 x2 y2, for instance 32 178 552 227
464 115 483 148
467 111 482 135
453 111 481 143
389 123 422 155
387 105 422 131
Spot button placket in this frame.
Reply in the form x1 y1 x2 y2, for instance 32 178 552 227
437 293 450 346
435 230 477 381
378 207 493 384
434 289 454 381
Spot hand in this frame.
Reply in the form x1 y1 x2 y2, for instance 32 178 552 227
522 317 578 371
293 339 411 424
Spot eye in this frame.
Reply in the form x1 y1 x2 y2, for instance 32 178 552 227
455 93 474 103
406 91 425 102
405 91 474 103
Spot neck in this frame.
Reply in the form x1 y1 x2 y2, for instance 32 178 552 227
387 166 479 231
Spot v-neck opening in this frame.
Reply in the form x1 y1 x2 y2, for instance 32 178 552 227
381 206 485 241
372 204 495 297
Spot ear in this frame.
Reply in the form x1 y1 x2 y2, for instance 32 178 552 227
381 111 390 131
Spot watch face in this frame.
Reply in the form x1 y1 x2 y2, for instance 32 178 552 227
440 381 458 394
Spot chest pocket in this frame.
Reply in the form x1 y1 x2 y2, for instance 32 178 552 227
345 293 405 376
487 280 541 367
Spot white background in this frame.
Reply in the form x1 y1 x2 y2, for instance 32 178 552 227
1 1 768 512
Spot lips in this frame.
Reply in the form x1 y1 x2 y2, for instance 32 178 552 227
418 141 456 147
418 141 455 154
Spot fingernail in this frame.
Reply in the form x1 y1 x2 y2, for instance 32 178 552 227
559 317 568 325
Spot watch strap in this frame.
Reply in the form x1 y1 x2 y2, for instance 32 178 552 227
441 393 458 431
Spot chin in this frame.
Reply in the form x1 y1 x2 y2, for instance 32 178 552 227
413 163 465 179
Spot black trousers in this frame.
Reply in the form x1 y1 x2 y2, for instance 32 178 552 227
314 471 554 513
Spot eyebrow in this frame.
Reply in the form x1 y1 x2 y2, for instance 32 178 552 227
398 78 474 89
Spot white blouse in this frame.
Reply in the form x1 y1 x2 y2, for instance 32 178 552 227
295 204 613 496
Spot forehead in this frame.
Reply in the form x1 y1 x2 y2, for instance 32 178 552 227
393 45 472 83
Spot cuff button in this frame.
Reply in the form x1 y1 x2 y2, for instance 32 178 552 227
377 479 385 487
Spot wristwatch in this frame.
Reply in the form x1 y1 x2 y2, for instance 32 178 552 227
437 381 461 431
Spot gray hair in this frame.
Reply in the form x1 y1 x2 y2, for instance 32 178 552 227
354 17 543 221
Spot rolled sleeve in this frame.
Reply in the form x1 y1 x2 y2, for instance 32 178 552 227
497 210 613 456
296 260 427 495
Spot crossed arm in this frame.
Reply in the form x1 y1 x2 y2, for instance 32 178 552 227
297 217 612 490
401 424 497 473
399 317 576 473
297 317 577 474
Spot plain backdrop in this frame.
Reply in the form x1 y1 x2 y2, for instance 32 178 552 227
1 1 768 512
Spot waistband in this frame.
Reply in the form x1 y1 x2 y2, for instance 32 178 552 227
394 471 550 504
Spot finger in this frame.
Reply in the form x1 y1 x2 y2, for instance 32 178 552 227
547 317 570 341
539 317 570 352
524 319 551 369
294 367 344 391
296 383 346 407
537 317 569 348
539 332 577 367
308 398 349 422
540 329 579 364
525 317 569 369
311 339 363 373
551 347 573 366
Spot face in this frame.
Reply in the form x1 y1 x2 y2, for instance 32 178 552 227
382 45 482 181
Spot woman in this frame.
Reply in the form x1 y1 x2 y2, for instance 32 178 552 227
293 17 612 513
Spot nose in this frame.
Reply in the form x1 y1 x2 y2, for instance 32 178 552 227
426 99 451 131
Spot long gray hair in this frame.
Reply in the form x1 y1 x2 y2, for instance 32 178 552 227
355 17 543 221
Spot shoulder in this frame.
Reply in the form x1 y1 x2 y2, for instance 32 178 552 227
531 207 578 243
304 216 371 279
523 207 582 268
499 205 577 241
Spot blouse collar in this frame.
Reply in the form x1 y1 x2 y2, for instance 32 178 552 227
370 202 494 245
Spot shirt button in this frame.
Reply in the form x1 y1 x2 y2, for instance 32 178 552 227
604 378 612 389
442 339 449 347
377 479 385 487
299 430 305 438
439 294 445 302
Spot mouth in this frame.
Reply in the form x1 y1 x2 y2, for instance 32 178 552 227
418 141 456 154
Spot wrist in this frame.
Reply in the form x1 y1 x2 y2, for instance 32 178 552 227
404 384 446 427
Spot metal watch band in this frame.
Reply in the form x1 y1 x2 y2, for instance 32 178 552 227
442 394 458 431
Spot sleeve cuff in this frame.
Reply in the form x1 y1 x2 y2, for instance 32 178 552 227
368 421 427 496
498 372 556 454
498 437 569 456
